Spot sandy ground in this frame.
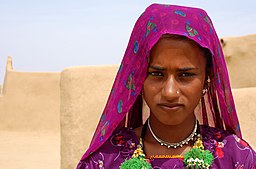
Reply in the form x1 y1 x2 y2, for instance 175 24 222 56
0 130 60 169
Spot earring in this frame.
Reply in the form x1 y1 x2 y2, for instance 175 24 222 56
202 88 208 95
177 90 180 94
207 76 211 83
202 76 211 95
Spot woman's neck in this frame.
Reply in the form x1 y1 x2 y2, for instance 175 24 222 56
145 114 196 144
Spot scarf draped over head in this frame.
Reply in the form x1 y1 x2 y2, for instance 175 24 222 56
80 3 241 160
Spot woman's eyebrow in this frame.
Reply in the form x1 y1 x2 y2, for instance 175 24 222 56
149 66 198 71
148 65 165 70
177 67 198 71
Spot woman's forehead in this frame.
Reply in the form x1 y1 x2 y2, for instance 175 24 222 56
149 37 206 68
150 37 204 58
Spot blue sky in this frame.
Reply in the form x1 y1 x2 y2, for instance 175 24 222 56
0 0 255 84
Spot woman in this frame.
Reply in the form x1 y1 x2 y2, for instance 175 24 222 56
77 4 256 168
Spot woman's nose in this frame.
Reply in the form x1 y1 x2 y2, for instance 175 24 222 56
161 76 180 100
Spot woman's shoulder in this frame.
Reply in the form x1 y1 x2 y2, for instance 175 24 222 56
200 125 256 168
200 125 231 142
110 127 139 151
93 127 139 158
200 125 254 151
77 127 139 169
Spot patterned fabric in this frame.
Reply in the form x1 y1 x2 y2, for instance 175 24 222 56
77 126 256 168
79 3 244 164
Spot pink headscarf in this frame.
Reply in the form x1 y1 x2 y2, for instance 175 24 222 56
80 3 241 160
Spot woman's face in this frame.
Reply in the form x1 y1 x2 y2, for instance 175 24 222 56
143 37 206 126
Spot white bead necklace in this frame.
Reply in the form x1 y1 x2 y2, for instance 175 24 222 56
147 119 197 149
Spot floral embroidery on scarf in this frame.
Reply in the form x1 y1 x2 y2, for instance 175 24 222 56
203 16 213 34
204 16 213 28
185 21 201 40
125 71 136 99
117 100 123 113
94 114 107 141
100 121 110 141
174 10 186 17
146 17 157 37
125 72 135 90
134 41 139 54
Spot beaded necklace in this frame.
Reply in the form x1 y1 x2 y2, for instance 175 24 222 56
120 119 214 169
148 118 198 149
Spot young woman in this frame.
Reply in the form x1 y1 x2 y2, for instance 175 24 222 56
77 4 256 168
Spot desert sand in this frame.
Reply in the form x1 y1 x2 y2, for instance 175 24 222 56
0 131 59 169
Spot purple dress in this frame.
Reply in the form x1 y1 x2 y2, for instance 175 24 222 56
77 125 256 169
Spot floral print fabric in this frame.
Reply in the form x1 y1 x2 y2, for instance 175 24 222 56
77 126 256 168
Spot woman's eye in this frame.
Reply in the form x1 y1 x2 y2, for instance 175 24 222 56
179 72 195 77
148 72 163 77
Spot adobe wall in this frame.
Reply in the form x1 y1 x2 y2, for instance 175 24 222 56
221 34 256 88
60 65 118 169
0 57 61 169
0 58 60 132
232 87 256 146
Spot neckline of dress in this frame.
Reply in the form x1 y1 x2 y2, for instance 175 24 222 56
137 120 202 160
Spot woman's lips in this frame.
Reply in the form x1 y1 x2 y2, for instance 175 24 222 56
158 103 184 111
